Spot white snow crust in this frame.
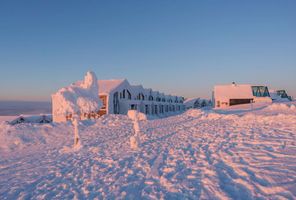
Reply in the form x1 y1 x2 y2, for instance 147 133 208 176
1 102 296 199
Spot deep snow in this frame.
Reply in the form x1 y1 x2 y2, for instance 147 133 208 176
0 102 296 199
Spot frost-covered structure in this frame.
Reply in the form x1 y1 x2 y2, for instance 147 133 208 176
52 71 102 122
213 82 272 108
269 89 292 102
52 75 185 121
184 98 212 109
98 79 185 115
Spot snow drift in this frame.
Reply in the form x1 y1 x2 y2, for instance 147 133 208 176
1 102 296 199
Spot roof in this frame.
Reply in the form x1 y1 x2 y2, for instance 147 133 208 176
98 79 126 94
214 84 254 100
184 98 200 107
98 78 184 99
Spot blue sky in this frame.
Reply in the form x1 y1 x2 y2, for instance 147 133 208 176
0 0 295 101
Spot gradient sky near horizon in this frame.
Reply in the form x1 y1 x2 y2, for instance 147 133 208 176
0 0 295 101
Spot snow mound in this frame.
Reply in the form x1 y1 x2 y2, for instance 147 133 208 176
52 71 102 117
1 102 296 198
265 103 296 111
127 110 147 121
0 122 59 152
184 109 205 118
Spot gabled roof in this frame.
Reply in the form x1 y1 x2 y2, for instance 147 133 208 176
97 78 184 100
98 79 127 94
130 85 144 94
184 98 200 106
214 84 254 99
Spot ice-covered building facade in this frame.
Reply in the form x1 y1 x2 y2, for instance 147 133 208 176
213 83 272 108
98 79 185 115
52 77 186 122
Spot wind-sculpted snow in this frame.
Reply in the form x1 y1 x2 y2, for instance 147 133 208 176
0 103 296 199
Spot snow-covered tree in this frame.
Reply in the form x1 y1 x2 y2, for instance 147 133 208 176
52 71 102 149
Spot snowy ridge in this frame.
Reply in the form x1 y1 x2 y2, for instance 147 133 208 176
0 103 296 199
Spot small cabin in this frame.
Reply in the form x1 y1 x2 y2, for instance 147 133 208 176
213 83 272 108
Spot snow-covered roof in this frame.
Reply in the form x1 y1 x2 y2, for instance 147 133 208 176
98 78 184 100
214 84 254 100
184 98 200 107
130 85 144 94
98 79 126 94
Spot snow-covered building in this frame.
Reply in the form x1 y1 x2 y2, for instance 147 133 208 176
270 89 292 102
213 83 272 108
184 98 212 109
98 79 185 115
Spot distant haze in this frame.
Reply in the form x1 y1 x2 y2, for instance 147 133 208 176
0 101 51 116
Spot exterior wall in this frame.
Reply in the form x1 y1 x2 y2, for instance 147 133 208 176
214 85 272 108
253 97 272 103
113 99 185 115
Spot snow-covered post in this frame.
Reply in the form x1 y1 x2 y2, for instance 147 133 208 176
72 115 80 147
128 110 142 150
52 71 102 150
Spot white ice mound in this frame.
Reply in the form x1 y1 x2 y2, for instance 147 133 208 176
127 110 147 121
185 109 205 118
265 103 296 112
52 71 102 116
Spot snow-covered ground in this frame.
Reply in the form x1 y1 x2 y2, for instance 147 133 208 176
0 102 296 199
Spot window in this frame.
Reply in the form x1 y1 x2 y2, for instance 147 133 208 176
99 95 107 109
122 89 131 100
145 105 149 114
229 99 253 106
137 93 145 100
130 104 137 110
277 90 288 98
149 95 154 101
252 86 270 97
217 101 220 107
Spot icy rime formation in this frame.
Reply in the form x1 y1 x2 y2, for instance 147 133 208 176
51 71 102 122
0 103 296 199
51 71 102 148
128 110 143 150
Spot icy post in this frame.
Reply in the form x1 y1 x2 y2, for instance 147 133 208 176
128 110 141 150
52 71 102 149
72 115 80 148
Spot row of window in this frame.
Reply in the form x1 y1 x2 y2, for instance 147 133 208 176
130 104 185 115
119 89 184 103
252 86 270 97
